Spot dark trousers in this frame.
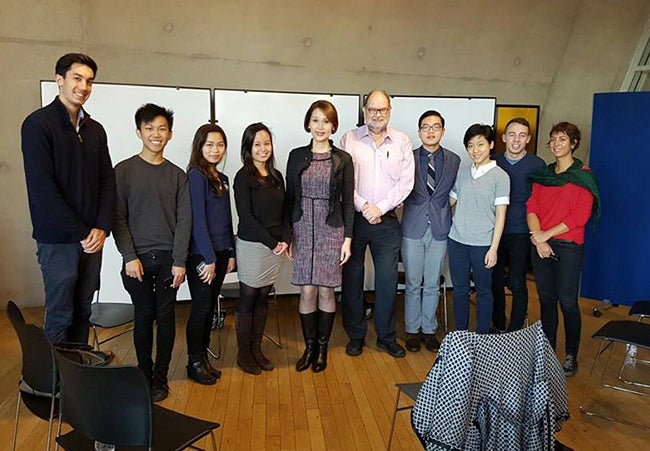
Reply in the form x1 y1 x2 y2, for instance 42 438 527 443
531 240 584 357
448 239 493 334
36 242 102 344
121 250 178 380
186 252 229 357
342 213 400 345
491 233 531 331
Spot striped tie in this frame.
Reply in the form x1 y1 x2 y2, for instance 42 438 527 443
427 154 435 195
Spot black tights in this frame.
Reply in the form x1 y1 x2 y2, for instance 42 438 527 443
237 282 273 314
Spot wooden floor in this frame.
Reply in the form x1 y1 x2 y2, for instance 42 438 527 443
1 283 649 450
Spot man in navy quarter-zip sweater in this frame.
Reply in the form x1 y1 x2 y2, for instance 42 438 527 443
21 53 116 344
401 110 460 353
491 117 545 332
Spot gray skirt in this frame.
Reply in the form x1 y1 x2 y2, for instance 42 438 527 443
235 237 281 288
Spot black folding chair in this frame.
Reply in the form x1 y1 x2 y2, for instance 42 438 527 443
386 382 423 450
89 297 135 351
7 300 59 451
54 351 220 450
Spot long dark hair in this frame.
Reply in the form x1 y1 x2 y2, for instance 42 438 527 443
240 122 282 187
188 123 228 197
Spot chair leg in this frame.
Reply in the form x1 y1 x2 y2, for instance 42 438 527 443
263 288 282 349
386 388 402 451
207 295 222 360
210 431 218 450
92 325 100 350
12 394 21 451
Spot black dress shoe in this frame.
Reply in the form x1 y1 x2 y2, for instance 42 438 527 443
422 334 440 352
405 333 421 352
345 338 365 356
187 360 217 385
376 341 406 358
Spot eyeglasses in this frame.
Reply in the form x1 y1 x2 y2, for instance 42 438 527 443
366 107 390 116
420 124 443 132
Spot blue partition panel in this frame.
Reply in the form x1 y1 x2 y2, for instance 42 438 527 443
581 92 650 305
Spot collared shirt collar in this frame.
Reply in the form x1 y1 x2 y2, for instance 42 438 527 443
359 124 394 145
471 160 497 179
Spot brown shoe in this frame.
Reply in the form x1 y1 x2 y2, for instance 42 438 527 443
405 333 421 352
423 334 440 352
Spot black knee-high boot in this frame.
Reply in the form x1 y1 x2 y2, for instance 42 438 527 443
312 311 336 373
251 305 274 371
296 312 318 371
236 312 261 375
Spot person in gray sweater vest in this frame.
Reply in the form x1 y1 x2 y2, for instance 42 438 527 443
113 104 191 402
448 124 509 334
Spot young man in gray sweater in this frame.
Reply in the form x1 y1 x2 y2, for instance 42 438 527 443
113 103 191 402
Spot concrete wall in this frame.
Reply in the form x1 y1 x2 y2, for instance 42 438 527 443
2 0 649 306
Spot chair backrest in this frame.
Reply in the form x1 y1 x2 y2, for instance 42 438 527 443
6 300 58 395
54 352 153 447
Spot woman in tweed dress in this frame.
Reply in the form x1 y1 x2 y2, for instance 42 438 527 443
286 100 354 372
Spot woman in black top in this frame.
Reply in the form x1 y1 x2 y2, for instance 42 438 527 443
233 123 291 375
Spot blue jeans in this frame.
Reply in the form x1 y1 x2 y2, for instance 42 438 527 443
121 250 178 380
342 213 401 345
531 239 584 357
448 239 493 334
36 242 102 344
491 233 531 331
402 228 446 334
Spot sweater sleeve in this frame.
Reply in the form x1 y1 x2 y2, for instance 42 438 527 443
21 115 90 240
172 171 192 268
112 161 137 263
526 183 540 216
93 125 116 234
188 170 216 264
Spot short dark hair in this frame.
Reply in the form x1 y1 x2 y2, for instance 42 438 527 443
418 110 445 129
505 117 530 131
55 53 98 77
463 123 495 148
304 100 339 133
134 103 174 131
549 122 581 151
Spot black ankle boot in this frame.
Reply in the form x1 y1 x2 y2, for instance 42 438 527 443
187 354 217 385
296 312 318 372
312 311 335 373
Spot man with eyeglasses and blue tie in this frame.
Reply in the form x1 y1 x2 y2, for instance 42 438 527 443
340 90 415 358
401 111 460 353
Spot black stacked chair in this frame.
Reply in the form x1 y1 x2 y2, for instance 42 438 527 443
7 300 60 451
54 351 220 450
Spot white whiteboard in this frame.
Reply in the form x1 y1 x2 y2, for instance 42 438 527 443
389 96 497 164
213 90 361 295
41 82 212 302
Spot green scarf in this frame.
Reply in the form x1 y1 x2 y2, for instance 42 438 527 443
529 158 600 222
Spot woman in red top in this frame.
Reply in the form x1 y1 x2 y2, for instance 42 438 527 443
527 122 600 377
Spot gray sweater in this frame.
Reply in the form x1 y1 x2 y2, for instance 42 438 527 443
449 163 510 246
113 155 191 267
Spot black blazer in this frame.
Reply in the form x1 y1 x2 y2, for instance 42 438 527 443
285 141 355 238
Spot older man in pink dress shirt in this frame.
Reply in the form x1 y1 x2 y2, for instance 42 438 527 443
339 90 415 358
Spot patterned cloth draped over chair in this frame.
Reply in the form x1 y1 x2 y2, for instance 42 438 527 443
412 321 568 451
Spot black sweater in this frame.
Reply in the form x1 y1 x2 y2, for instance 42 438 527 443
21 97 116 243
234 168 292 250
